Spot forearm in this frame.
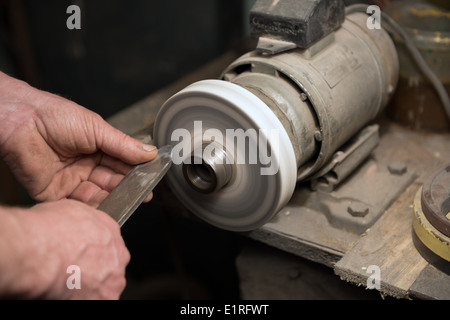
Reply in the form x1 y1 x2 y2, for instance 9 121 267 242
0 200 130 299
0 206 22 297
0 71 39 156
0 205 53 298
0 71 72 149
0 71 32 101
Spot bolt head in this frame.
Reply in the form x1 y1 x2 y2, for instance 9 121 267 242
314 130 322 142
348 202 369 217
388 162 407 175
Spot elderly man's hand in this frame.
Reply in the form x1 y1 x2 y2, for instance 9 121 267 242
0 71 157 207
0 71 159 299
0 200 131 299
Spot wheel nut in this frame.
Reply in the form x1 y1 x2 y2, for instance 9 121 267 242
348 202 369 217
388 162 407 175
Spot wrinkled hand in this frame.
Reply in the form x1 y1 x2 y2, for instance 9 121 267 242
0 200 131 299
0 72 159 300
0 71 157 207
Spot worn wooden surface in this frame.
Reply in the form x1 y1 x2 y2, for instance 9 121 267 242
236 239 382 300
334 121 450 299
249 152 417 268
334 183 429 298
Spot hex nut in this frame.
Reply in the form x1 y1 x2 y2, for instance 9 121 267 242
348 202 369 217
314 130 322 142
388 162 407 175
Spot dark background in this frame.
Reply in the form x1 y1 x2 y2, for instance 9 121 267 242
0 0 245 119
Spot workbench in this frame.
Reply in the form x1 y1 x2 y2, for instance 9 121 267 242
108 52 450 300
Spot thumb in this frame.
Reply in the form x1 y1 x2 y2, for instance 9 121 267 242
96 121 157 165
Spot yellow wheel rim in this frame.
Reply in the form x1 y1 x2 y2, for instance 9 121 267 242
413 187 450 262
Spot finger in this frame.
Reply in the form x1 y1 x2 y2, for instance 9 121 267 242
94 119 158 165
143 192 153 203
115 236 131 266
87 165 125 192
99 154 133 175
69 180 109 207
34 154 102 202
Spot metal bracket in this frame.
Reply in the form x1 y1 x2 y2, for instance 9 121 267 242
256 37 297 55
288 156 417 235
310 124 380 192
250 0 345 49
256 32 335 56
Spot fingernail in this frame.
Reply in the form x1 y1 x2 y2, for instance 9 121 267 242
141 144 157 152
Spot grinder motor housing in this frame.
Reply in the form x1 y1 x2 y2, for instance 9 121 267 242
153 0 399 231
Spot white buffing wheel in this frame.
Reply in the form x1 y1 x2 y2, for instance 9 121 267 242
153 80 297 231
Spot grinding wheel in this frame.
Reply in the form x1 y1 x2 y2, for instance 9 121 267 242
153 80 297 231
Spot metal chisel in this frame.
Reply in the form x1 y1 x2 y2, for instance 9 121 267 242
97 145 173 227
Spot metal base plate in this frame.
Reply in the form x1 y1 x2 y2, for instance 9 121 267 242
302 157 416 235
250 154 417 265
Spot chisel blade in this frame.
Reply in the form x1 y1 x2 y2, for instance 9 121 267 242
97 145 173 227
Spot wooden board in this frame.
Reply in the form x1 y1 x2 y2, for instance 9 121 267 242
334 183 429 298
334 122 450 299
